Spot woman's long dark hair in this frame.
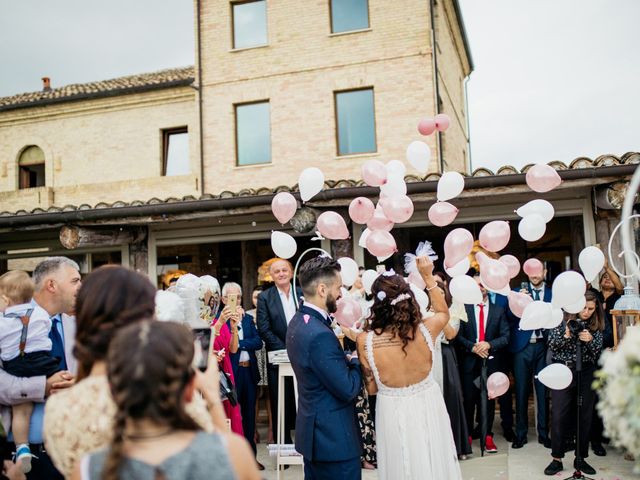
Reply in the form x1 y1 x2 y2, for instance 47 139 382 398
583 291 605 332
73 265 156 381
103 321 199 480
367 274 422 354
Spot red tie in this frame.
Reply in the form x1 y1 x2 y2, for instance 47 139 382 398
477 303 485 342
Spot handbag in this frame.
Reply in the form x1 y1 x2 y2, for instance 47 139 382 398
219 369 238 407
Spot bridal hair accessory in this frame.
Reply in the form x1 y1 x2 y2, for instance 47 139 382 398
390 293 411 306
404 240 439 274
377 291 387 301
381 269 396 277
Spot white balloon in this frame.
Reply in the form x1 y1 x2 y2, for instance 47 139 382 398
337 257 359 287
298 167 325 202
437 171 465 201
563 296 586 315
444 257 471 278
552 270 587 308
545 308 565 329
480 278 511 296
578 246 605 282
516 199 555 223
385 159 406 177
406 141 432 173
518 214 546 242
537 363 573 390
380 172 407 198
362 269 379 295
271 231 297 259
358 228 372 248
410 283 429 317
449 275 483 305
519 301 552 330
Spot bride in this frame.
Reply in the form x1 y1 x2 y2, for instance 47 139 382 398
356 256 462 479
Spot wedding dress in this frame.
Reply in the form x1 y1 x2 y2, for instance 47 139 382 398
365 323 462 479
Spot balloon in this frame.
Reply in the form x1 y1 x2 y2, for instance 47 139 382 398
337 257 359 287
408 271 427 290
316 211 349 240
523 258 544 277
379 172 407 198
479 221 511 253
551 271 586 308
480 279 511 296
443 228 474 268
516 199 555 223
428 201 459 227
358 228 371 248
349 197 375 224
518 214 546 242
362 269 379 295
507 291 533 318
271 231 297 259
298 167 325 202
487 372 510 399
499 255 521 279
434 113 450 132
417 118 436 136
519 301 552 330
437 171 465 201
578 246 605 282
367 204 394 232
445 257 470 278
475 251 490 267
366 230 397 258
563 296 586 315
479 257 510 291
381 195 414 223
386 160 406 177
546 308 564 329
537 363 573 390
449 275 483 305
271 192 297 224
361 160 388 187
406 140 431 173
333 297 362 328
526 164 562 193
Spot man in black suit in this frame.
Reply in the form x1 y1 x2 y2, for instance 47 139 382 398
455 273 510 454
256 258 302 445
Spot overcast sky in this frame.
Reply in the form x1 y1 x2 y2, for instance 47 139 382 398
1 1 638 171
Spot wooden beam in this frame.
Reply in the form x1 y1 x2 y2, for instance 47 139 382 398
59 225 146 250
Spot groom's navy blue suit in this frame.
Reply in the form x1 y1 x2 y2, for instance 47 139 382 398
286 304 362 480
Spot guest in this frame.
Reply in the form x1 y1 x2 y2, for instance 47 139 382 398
456 273 510 454
544 291 603 476
73 321 260 480
43 266 216 479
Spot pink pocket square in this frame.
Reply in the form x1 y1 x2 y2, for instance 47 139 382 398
303 314 310 324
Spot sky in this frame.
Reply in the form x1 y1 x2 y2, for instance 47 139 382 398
1 0 638 171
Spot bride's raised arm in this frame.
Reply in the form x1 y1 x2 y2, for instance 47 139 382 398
416 256 449 336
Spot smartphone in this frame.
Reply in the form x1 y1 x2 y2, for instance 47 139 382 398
192 328 212 371
227 293 238 311
520 281 528 291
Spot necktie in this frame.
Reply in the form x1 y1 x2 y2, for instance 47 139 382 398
49 316 67 370
477 303 485 342
532 290 542 338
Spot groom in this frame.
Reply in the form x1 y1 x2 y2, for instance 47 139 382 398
286 256 362 480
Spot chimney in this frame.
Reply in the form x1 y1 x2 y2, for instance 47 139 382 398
42 77 51 92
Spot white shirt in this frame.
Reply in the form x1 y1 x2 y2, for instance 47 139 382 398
0 303 52 361
473 300 490 342
236 323 250 363
304 302 329 321
278 286 297 325
529 283 546 339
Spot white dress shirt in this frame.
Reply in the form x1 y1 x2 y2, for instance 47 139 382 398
236 323 250 362
278 286 297 325
473 300 490 342
303 302 329 321
529 282 546 340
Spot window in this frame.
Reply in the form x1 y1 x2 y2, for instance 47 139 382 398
162 127 190 176
235 101 271 166
232 0 268 49
18 145 45 189
335 88 376 155
330 0 369 33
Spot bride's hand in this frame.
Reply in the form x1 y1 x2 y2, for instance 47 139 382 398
417 256 435 279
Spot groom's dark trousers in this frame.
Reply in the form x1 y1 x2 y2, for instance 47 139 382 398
287 304 362 480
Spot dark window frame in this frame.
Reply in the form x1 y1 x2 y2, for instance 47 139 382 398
231 0 268 50
234 99 272 167
329 0 370 34
333 87 377 156
18 145 46 190
162 126 189 176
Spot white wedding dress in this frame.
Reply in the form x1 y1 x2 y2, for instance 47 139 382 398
366 323 462 480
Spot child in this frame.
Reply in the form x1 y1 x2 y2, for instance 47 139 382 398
0 271 60 473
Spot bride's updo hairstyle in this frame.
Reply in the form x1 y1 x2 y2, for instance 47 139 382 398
367 273 422 354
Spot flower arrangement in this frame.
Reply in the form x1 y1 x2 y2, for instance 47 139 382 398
594 325 640 470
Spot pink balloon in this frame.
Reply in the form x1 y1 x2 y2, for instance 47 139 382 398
507 291 533 318
408 271 427 290
428 201 458 227
367 204 394 232
366 230 397 258
334 296 362 328
434 113 450 132
417 118 436 136
499 255 520 279
479 221 511 253
526 164 562 193
349 197 375 224
361 160 387 187
381 195 414 223
487 372 510 399
480 258 510 291
271 192 297 224
444 228 474 268
316 211 349 240
523 258 544 277
475 251 490 267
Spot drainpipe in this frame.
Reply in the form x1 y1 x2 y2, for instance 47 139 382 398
464 74 472 174
196 0 205 195
429 0 444 172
